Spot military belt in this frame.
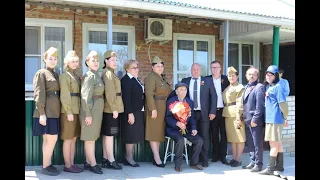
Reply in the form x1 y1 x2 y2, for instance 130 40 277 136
46 91 60 96
92 95 104 100
70 93 80 97
224 102 236 107
154 95 166 100
116 93 122 96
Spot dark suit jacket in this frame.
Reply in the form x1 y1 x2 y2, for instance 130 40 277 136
165 96 196 137
121 74 144 114
181 76 217 119
242 81 265 126
206 74 230 93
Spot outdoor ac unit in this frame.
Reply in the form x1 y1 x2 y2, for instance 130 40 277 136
144 18 172 42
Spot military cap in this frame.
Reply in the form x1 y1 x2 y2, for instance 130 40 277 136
46 47 58 58
65 50 78 59
152 56 163 64
227 66 238 76
104 50 116 59
175 82 189 90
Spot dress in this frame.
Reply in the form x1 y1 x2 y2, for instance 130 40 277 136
144 72 171 142
79 69 105 141
222 82 246 143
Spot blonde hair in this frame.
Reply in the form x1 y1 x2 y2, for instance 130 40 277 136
63 50 79 71
124 60 139 71
85 50 98 67
43 47 58 63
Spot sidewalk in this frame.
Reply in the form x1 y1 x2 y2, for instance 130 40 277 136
25 152 295 180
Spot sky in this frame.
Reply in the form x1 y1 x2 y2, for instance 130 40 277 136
172 0 295 19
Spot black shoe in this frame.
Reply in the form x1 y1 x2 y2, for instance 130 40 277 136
123 158 140 167
152 160 165 168
220 158 228 164
102 158 122 170
231 161 242 167
42 165 60 176
84 162 90 170
89 165 103 174
201 161 209 167
211 157 219 162
242 162 255 169
250 165 262 172
227 159 236 165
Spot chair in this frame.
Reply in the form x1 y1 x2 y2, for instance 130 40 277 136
163 136 191 165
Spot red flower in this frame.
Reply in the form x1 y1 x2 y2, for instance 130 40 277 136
169 101 191 135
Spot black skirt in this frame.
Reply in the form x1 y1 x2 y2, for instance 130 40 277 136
101 112 119 136
33 118 60 136
121 111 145 144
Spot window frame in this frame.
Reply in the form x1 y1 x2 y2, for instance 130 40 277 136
228 41 260 84
173 33 215 85
82 23 136 74
25 18 73 91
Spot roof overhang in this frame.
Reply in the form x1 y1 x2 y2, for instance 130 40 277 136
27 0 295 29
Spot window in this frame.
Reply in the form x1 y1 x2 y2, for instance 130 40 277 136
25 18 72 91
228 42 259 84
82 23 135 77
173 33 215 84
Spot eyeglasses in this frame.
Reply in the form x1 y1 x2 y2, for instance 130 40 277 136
130 67 139 70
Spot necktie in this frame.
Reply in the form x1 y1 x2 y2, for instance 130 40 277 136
193 78 198 109
244 85 251 97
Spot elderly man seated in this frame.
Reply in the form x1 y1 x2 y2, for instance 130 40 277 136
165 82 204 172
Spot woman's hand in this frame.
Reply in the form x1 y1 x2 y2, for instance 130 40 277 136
151 110 157 119
113 111 119 119
85 117 92 126
67 114 74 121
128 113 135 125
39 114 47 126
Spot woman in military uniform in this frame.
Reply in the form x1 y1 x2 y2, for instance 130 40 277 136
32 47 61 176
59 50 82 173
100 50 123 170
144 56 172 167
121 60 145 167
80 50 104 174
222 66 245 167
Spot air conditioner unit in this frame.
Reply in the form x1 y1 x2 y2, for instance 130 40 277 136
144 18 172 42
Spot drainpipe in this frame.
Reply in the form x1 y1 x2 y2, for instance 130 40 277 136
107 7 113 50
224 20 229 74
272 26 280 66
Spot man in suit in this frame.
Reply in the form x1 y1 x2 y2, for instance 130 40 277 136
181 63 217 167
242 66 265 172
165 82 204 172
206 61 230 164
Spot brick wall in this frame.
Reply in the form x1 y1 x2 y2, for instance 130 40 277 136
25 4 223 86
282 96 295 156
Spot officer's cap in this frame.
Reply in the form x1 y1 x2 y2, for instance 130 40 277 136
152 56 163 64
227 66 237 76
104 50 116 59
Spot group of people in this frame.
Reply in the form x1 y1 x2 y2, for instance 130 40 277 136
165 61 290 175
32 46 290 177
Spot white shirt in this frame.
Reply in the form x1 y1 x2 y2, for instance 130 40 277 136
127 73 144 111
212 76 224 108
189 77 201 110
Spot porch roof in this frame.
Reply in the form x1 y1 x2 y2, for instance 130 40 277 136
27 0 295 29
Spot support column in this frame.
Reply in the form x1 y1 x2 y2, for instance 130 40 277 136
223 20 229 74
107 7 113 50
272 26 280 66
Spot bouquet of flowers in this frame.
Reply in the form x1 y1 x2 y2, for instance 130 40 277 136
168 101 192 135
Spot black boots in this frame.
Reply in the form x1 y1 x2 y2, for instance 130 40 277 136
274 152 284 172
259 156 276 175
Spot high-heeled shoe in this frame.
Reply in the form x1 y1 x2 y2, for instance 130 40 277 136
123 158 140 167
152 160 165 168
101 158 122 169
